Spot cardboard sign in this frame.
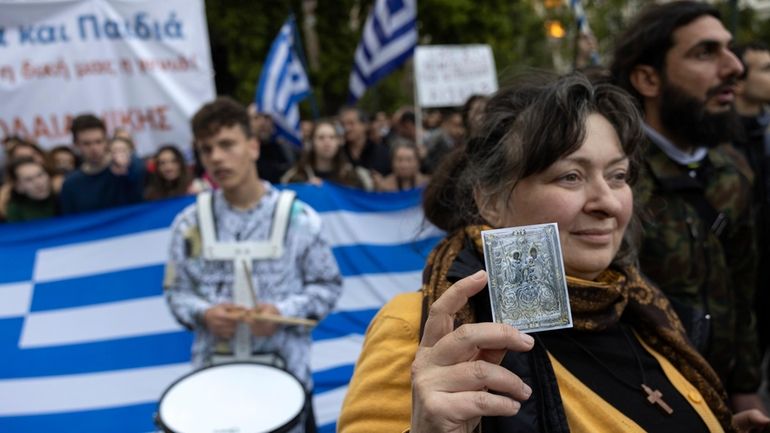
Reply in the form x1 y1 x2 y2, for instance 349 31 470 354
414 44 498 108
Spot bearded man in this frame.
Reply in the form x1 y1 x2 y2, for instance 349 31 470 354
610 1 765 415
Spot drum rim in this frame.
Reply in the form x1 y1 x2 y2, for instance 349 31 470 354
155 361 306 433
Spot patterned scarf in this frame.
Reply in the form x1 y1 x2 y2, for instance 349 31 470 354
421 226 736 432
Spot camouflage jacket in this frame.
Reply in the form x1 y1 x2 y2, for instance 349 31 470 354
635 140 761 393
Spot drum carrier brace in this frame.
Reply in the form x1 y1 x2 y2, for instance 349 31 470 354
196 190 297 362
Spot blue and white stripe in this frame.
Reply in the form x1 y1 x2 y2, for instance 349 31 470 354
0 183 442 433
567 0 591 35
348 0 417 103
255 16 311 147
567 0 600 64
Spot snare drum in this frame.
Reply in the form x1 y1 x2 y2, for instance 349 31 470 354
156 362 306 433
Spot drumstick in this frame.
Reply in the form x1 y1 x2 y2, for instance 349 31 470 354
242 259 260 307
240 261 317 327
245 311 318 327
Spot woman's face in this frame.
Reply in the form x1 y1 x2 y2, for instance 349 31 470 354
313 123 340 161
393 147 419 178
488 113 633 280
15 162 51 200
109 139 132 163
156 150 181 181
52 150 76 174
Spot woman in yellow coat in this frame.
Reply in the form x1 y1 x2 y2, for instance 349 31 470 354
338 73 770 433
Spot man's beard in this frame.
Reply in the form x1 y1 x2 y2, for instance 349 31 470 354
658 81 739 148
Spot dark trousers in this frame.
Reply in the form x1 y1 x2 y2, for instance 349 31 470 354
304 392 317 433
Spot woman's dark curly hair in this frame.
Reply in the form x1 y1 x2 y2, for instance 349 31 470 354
423 72 646 267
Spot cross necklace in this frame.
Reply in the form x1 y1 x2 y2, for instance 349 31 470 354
563 326 674 415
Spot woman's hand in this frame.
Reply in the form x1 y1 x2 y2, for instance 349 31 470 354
410 270 535 433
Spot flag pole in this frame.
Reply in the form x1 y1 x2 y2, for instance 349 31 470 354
289 13 320 120
413 54 423 152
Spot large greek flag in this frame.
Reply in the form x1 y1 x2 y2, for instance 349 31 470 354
0 183 441 433
255 16 311 147
348 0 417 103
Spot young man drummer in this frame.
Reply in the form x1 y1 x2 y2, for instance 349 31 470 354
164 97 342 433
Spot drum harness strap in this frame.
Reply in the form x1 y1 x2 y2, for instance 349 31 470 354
196 189 296 362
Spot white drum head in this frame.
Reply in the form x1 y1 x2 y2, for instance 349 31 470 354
158 363 305 433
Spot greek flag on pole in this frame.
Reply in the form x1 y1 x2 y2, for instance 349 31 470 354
567 0 600 64
348 0 417 103
256 16 310 147
568 0 591 34
0 183 442 433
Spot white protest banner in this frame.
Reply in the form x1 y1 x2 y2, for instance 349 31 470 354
0 0 215 157
414 44 498 108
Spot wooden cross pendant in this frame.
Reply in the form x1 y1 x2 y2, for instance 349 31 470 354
642 384 674 414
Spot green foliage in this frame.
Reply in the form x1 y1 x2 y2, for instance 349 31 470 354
356 0 553 114
205 0 554 115
203 0 770 117
205 0 303 103
422 0 552 72
313 0 359 115
580 0 642 58
714 3 770 46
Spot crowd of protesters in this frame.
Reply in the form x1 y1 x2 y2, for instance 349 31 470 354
0 117 202 222
0 95 487 223
2 3 769 428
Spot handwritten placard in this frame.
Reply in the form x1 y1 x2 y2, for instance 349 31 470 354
414 45 498 108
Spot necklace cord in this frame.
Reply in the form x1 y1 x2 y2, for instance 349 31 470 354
561 325 646 392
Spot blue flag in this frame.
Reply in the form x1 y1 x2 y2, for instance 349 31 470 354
0 183 441 433
255 17 311 147
348 0 417 103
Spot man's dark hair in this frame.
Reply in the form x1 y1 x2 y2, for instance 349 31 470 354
191 96 253 141
610 1 721 106
49 145 81 171
70 114 106 143
440 107 461 121
399 110 416 126
733 41 770 79
339 106 370 124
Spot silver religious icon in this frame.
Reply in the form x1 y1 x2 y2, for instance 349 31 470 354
481 223 572 333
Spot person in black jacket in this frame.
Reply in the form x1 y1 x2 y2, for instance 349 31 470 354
339 107 391 176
